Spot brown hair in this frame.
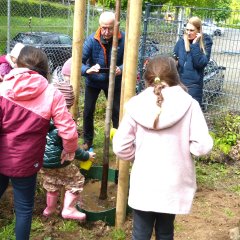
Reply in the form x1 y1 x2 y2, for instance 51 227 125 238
143 55 187 128
184 16 206 54
17 46 49 79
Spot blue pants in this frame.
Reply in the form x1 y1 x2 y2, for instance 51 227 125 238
83 85 121 145
132 209 175 240
0 173 37 240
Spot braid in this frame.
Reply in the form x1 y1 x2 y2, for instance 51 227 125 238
154 84 164 108
153 81 166 129
143 55 184 128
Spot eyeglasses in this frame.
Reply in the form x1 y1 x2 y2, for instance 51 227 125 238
100 26 114 33
186 28 196 32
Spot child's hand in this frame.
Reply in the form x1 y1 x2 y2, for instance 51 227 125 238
61 150 75 164
88 151 96 162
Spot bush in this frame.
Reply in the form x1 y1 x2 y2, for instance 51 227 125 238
199 111 240 164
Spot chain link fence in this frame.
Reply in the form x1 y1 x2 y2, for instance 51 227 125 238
1 1 239 124
138 4 240 125
0 1 126 72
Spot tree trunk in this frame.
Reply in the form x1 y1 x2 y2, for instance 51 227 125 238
99 0 121 200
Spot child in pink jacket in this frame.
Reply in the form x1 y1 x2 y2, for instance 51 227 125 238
0 46 78 240
0 42 24 81
113 55 213 240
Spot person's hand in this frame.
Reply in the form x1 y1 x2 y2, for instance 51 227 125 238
61 150 75 164
115 66 122 76
86 64 100 74
193 33 202 44
88 151 96 162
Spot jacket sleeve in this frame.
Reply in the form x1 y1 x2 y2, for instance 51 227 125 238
0 63 11 76
75 147 89 161
190 34 213 69
51 88 78 153
112 113 136 161
189 101 213 156
81 36 93 76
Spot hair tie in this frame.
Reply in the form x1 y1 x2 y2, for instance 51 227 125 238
154 77 161 84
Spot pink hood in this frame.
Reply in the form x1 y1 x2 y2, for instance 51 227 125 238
4 68 48 101
125 86 193 130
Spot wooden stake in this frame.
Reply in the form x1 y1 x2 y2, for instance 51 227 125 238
70 0 86 120
115 0 143 229
60 0 86 208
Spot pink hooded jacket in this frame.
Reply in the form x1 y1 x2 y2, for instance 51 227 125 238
113 86 213 214
0 68 78 177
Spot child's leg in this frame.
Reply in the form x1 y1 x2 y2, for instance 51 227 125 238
61 190 86 221
61 164 86 221
132 209 155 240
43 191 59 217
155 213 175 240
40 169 61 217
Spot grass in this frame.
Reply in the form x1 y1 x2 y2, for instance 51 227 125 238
0 15 74 54
195 160 240 193
0 218 15 240
111 229 126 240
58 220 79 232
196 161 229 188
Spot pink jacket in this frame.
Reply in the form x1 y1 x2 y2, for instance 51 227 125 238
113 86 213 214
0 68 78 177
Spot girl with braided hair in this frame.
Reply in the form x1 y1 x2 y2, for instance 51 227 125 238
113 55 213 240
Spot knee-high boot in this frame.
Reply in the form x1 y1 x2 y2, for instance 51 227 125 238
43 191 59 217
61 190 86 221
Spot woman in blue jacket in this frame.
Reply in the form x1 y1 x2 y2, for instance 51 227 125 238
173 16 213 107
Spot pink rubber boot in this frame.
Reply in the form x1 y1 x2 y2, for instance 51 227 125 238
61 190 86 221
43 191 59 217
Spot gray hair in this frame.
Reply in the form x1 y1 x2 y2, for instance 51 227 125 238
99 11 115 25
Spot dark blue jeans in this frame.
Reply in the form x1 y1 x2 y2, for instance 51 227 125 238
0 173 37 240
83 85 121 145
132 209 175 240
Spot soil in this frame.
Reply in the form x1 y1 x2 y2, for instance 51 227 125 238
1 176 240 240
81 179 117 211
